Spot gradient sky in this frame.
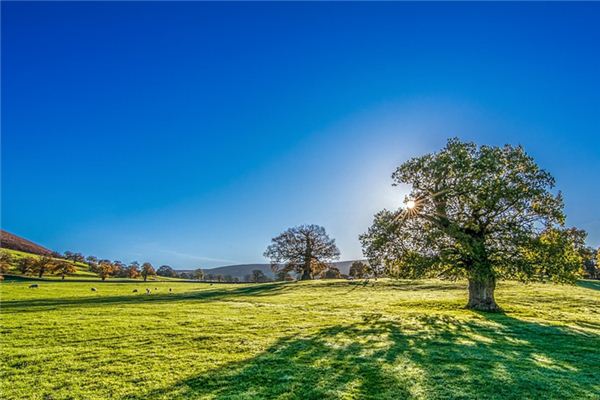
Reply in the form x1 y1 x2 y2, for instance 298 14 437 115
2 2 599 268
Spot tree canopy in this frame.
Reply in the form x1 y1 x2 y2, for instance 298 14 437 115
361 138 583 311
264 224 340 280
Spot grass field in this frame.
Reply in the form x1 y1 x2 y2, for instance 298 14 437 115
1 279 599 400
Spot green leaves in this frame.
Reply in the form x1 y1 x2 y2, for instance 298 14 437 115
362 138 582 284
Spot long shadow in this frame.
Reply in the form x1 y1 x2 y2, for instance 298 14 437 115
0 283 287 312
577 280 600 291
124 313 600 400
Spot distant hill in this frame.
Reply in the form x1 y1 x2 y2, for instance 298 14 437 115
0 230 54 256
180 260 365 279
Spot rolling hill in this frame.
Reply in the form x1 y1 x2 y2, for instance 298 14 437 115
183 260 364 279
0 230 54 256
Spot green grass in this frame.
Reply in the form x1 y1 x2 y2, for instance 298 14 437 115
1 279 599 399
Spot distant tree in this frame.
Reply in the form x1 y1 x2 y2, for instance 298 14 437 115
223 274 234 282
179 271 193 279
243 274 252 283
141 262 156 282
264 224 340 280
157 265 176 277
349 261 369 279
86 255 98 264
251 269 269 283
322 267 341 279
64 251 85 263
193 268 204 280
205 273 215 282
97 261 116 281
361 138 582 311
216 274 224 283
596 248 600 279
33 256 58 278
16 257 36 275
0 252 14 274
55 260 77 280
275 269 292 281
125 261 140 279
233 277 240 283
112 261 127 277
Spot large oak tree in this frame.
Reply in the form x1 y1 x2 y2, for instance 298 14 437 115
264 224 340 280
360 138 582 311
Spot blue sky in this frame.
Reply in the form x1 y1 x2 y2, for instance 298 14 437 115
2 2 599 268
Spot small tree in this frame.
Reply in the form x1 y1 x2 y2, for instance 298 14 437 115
157 265 176 277
361 138 582 311
251 269 266 283
64 251 85 263
0 252 14 274
322 267 341 279
141 262 156 282
97 261 116 281
127 261 141 279
34 256 57 278
264 224 340 280
275 269 292 281
55 260 77 280
349 261 369 279
16 257 36 275
193 268 204 280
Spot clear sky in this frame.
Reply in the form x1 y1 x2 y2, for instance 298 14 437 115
2 2 599 268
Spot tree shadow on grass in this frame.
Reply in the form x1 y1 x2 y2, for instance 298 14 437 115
0 283 287 312
577 280 600 291
124 313 600 400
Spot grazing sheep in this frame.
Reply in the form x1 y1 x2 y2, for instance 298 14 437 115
169 288 172 293
132 289 138 293
91 287 97 292
145 288 151 294
154 287 158 290
29 284 39 288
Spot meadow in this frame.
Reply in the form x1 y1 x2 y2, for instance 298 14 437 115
1 279 599 400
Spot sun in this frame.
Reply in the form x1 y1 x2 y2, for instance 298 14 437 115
406 200 416 209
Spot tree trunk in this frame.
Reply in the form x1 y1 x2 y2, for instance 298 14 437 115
300 267 312 280
467 276 500 311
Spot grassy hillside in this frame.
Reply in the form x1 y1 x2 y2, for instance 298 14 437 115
0 249 181 282
0 248 96 279
1 279 598 399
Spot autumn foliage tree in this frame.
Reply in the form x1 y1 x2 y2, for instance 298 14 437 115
0 252 14 274
128 261 141 279
141 262 156 282
33 256 57 278
361 138 583 311
264 224 340 280
16 257 36 275
55 260 77 280
97 261 116 281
